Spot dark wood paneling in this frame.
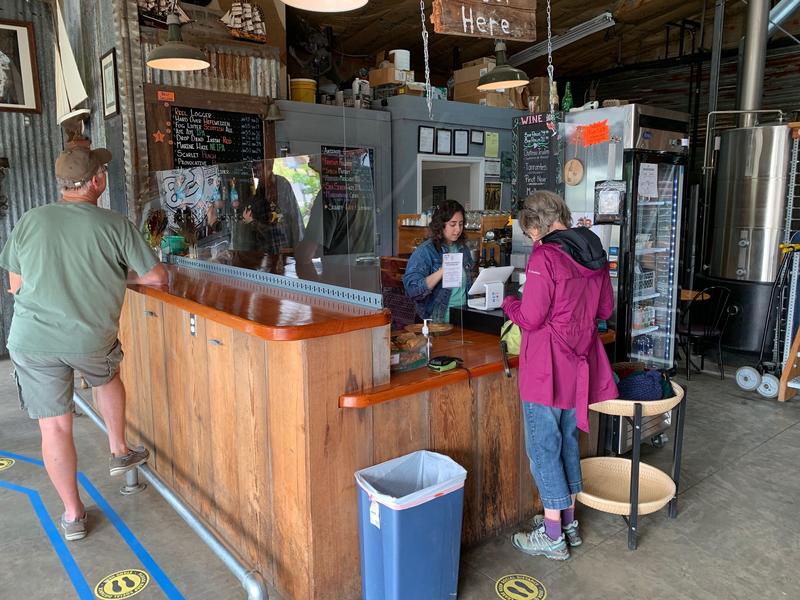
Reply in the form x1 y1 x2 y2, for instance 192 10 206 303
266 339 311 600
372 391 431 464
161 303 214 516
206 319 242 549
429 381 479 544
231 330 273 577
306 330 375 599
475 373 523 538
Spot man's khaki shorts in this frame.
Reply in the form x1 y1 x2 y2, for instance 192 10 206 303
10 340 124 419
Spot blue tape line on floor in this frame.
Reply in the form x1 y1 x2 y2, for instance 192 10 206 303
78 473 185 600
0 451 184 600
0 480 93 599
0 450 44 467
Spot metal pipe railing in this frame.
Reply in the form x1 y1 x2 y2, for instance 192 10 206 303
73 393 268 600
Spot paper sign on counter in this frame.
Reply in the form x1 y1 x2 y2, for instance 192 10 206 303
442 252 463 289
638 163 659 198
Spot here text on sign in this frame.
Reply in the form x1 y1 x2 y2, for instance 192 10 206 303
432 0 537 43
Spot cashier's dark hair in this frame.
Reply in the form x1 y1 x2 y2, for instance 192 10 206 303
430 200 466 251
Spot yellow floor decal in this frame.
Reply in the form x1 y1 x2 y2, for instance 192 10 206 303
0 458 15 471
496 574 547 600
94 569 149 599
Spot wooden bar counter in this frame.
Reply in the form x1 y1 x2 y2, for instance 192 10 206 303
119 265 612 600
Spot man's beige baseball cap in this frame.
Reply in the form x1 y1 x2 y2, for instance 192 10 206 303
55 146 112 183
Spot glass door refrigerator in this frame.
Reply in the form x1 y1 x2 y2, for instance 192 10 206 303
618 153 684 369
564 105 689 453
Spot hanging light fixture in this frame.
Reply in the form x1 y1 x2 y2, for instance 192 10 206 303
477 40 529 92
146 2 210 72
278 0 368 13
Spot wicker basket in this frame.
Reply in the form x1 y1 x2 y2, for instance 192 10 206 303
590 381 684 417
577 457 676 516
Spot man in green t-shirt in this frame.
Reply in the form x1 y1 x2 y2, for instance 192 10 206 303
0 142 168 541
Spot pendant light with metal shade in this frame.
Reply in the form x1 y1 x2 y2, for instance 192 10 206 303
278 0 368 13
146 2 210 72
477 40 529 92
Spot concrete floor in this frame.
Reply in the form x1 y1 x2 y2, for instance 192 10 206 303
1 358 799 599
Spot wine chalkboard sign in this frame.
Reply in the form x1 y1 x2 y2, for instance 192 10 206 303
171 106 264 168
512 112 563 206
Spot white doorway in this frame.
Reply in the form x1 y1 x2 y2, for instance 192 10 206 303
416 155 485 213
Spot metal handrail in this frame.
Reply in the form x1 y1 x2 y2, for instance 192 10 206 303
72 393 268 600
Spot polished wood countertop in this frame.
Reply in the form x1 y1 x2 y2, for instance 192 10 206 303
128 265 390 341
339 328 616 408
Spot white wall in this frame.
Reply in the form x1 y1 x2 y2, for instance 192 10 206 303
421 165 471 211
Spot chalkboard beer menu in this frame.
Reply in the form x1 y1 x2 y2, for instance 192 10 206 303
320 145 375 209
512 113 564 206
318 145 376 255
171 106 264 168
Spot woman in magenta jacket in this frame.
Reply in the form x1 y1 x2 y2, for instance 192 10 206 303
502 191 618 560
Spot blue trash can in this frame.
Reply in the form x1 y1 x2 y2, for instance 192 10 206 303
355 450 467 600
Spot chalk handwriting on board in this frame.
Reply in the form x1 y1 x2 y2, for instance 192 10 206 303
171 106 263 168
512 112 564 203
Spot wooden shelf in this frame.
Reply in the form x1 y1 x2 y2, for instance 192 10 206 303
395 213 510 257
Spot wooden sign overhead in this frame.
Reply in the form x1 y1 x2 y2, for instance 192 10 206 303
432 0 537 43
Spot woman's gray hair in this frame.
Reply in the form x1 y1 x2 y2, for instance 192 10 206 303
56 165 104 194
518 191 572 233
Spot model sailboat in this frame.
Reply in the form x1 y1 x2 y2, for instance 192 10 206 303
137 0 191 24
221 1 267 43
54 0 89 138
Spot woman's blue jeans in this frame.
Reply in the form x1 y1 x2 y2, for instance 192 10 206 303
521 401 583 510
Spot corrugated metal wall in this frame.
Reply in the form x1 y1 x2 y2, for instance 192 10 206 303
0 0 62 356
0 0 128 356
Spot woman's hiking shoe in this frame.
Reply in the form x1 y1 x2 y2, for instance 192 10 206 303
531 514 583 547
511 525 569 560
109 447 150 476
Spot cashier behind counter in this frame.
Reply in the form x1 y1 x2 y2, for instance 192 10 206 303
403 200 473 323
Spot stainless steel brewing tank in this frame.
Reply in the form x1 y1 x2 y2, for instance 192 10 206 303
710 124 791 282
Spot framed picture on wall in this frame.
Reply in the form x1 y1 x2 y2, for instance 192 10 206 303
453 129 469 155
470 129 484 145
485 182 502 211
100 49 119 119
436 128 452 155
418 125 435 154
0 19 41 113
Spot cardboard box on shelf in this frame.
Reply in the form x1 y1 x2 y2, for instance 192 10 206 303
369 66 413 87
527 77 552 107
462 56 496 69
454 83 526 109
453 62 496 85
398 82 426 96
453 79 482 99
455 92 514 108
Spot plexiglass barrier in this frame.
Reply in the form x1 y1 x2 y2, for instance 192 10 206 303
137 150 382 297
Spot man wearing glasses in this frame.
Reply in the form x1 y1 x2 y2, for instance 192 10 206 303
0 141 168 541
